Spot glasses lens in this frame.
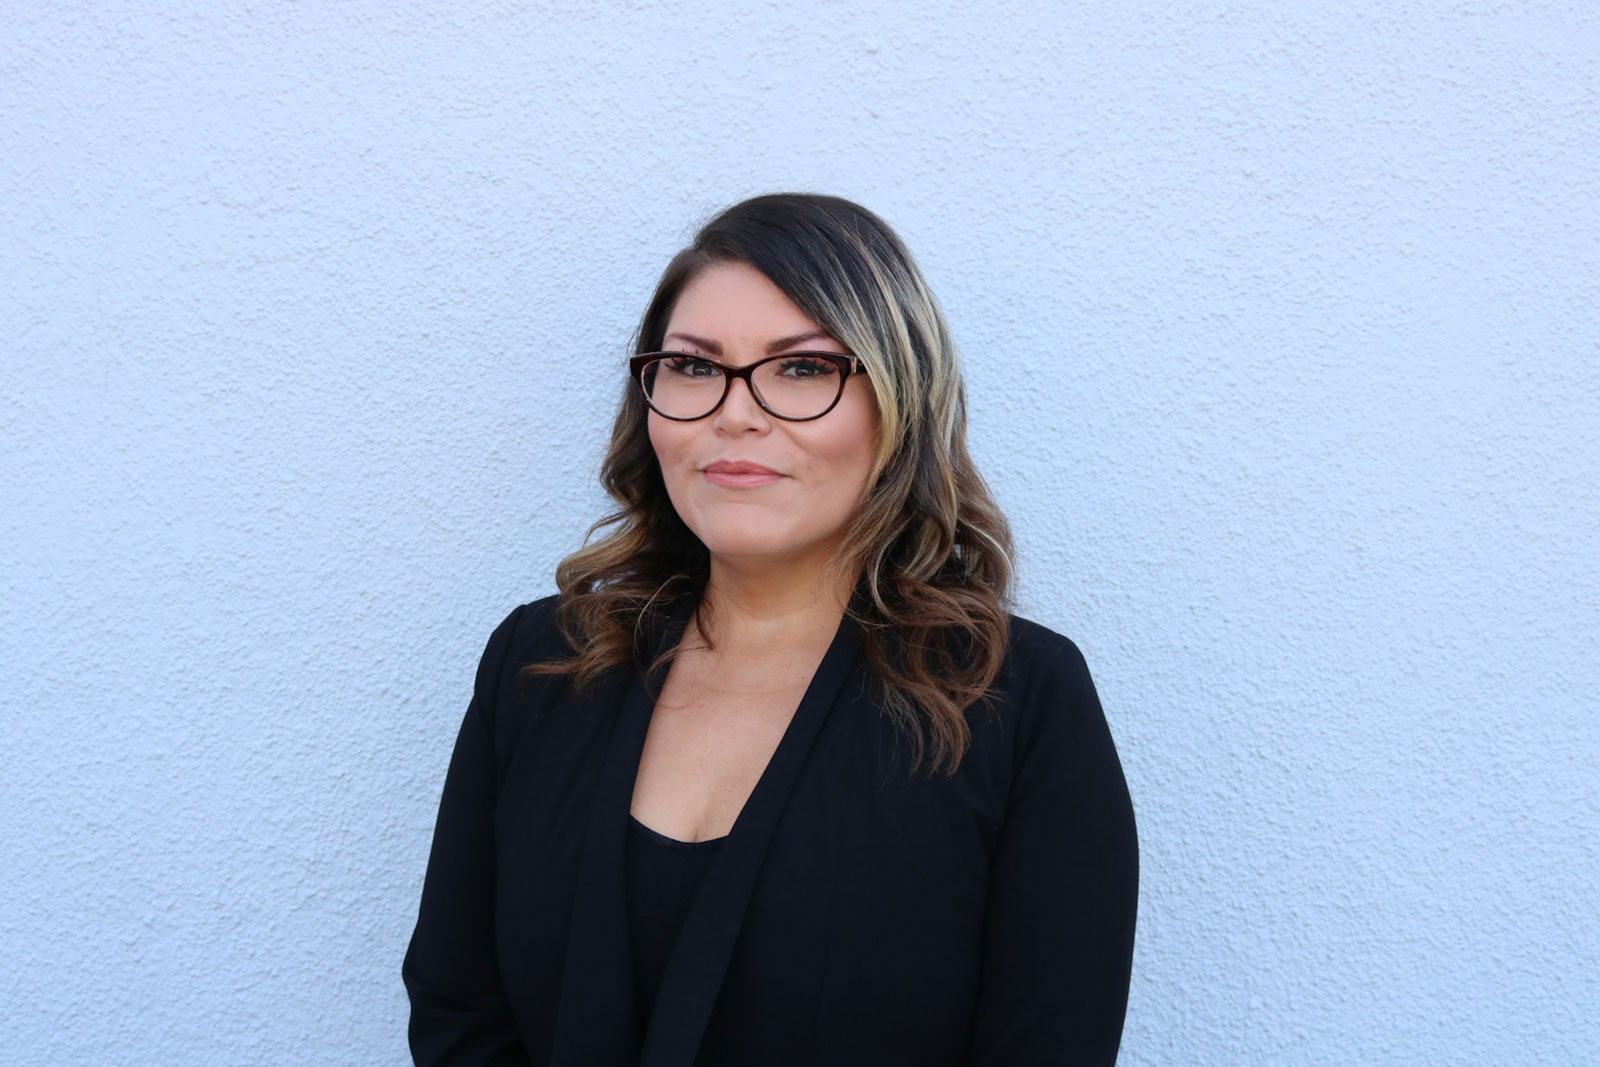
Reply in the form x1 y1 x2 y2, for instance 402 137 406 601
751 355 844 419
641 356 725 419
638 354 847 420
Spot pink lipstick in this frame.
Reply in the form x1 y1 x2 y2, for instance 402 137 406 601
702 460 784 488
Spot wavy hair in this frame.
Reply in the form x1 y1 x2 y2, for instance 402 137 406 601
525 194 1013 773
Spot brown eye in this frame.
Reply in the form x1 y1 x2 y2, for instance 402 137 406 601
662 355 718 377
775 356 839 380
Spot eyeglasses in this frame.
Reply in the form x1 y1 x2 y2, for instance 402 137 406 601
629 351 866 422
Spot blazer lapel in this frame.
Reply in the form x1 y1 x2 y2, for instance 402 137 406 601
640 612 864 1067
548 604 693 1066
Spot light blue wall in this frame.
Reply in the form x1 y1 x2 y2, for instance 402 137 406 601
3 2 1596 1063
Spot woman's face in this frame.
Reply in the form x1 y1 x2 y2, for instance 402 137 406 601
648 260 878 574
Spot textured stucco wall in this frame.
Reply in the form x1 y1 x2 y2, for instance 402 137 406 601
3 2 1596 1064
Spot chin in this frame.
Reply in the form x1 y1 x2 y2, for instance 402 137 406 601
696 530 798 562
688 516 822 564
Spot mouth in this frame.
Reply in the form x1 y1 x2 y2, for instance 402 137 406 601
701 460 784 488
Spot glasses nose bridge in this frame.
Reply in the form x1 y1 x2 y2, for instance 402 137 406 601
715 361 769 420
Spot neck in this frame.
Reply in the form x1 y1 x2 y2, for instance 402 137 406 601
695 551 856 650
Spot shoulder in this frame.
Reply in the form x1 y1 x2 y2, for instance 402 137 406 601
998 613 1097 702
471 593 577 674
468 594 575 716
461 595 608 776
985 613 1116 772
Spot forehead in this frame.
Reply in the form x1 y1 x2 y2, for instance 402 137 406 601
664 261 830 344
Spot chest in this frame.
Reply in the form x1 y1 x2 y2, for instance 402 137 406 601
629 650 821 842
492 662 1011 1066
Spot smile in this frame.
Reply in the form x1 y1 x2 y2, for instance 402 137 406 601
702 460 784 488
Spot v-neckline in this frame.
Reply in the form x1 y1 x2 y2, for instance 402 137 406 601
548 597 864 1067
631 608 842 846
628 813 728 852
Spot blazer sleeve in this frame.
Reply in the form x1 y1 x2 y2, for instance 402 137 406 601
403 605 533 1067
966 631 1139 1066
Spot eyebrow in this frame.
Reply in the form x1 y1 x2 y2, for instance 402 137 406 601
663 330 838 357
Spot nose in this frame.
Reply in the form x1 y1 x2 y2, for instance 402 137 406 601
712 372 770 432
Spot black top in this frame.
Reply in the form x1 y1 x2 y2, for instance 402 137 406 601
404 595 1138 1066
625 816 725 1034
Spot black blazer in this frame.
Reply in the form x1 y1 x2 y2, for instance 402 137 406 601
404 595 1137 1066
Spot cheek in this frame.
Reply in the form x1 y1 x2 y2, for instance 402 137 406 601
646 415 688 473
646 420 695 510
828 399 880 493
799 420 877 511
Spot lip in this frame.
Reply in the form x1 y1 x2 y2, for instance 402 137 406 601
701 460 784 488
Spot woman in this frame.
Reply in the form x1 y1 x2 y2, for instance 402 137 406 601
403 194 1138 1066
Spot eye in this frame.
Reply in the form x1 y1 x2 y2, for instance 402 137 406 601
662 355 719 377
774 355 840 379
